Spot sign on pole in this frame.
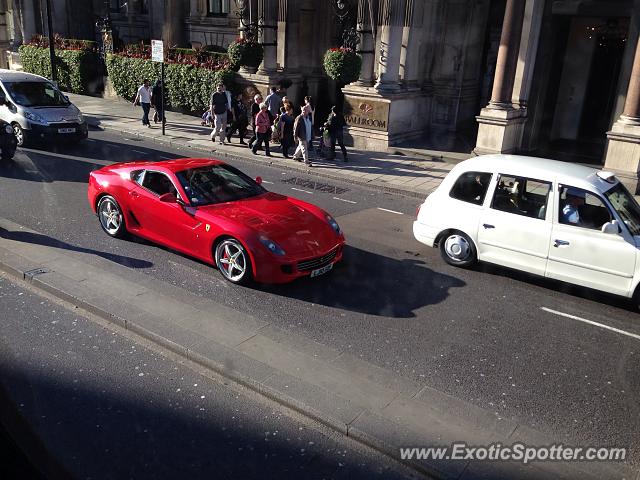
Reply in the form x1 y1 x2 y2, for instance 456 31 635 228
151 40 164 63
151 40 165 135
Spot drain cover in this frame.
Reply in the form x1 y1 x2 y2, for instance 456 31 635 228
24 267 50 279
282 177 349 195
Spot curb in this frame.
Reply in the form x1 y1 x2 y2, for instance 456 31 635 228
87 120 432 200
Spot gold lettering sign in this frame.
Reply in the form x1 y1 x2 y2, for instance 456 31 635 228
344 96 390 132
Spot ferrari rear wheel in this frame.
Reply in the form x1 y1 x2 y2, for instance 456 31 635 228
215 238 252 285
97 195 127 238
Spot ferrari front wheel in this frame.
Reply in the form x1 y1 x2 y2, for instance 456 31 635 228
97 195 127 238
215 238 252 285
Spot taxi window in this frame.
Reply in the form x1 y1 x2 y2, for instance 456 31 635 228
491 175 551 219
449 171 492 205
558 185 612 230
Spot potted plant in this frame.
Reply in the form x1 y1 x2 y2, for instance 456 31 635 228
227 37 263 73
323 47 362 85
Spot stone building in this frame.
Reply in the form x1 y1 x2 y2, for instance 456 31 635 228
4 0 640 192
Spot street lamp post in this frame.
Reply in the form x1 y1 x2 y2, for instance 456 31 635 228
45 0 57 83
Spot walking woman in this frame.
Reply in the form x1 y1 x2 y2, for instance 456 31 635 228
226 92 248 144
326 106 348 161
251 103 272 156
303 96 315 151
151 79 165 124
248 93 263 149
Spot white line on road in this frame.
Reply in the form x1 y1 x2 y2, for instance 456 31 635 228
291 187 313 194
261 180 274 184
132 149 147 155
333 197 357 204
541 307 640 341
377 207 404 215
159 156 173 159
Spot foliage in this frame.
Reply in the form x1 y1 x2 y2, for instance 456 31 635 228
323 47 362 85
106 54 235 113
227 37 263 70
19 43 102 94
117 42 231 70
26 34 97 52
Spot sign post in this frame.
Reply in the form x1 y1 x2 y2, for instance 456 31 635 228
151 40 165 135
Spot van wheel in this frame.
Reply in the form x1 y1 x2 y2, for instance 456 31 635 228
12 124 25 147
439 231 477 268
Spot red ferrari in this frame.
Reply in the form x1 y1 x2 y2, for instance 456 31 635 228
88 158 345 284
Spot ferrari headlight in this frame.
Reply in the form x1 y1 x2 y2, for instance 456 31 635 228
259 236 286 256
24 111 47 125
4 124 12 134
326 214 341 235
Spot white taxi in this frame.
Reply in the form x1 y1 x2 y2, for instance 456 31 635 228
413 155 640 308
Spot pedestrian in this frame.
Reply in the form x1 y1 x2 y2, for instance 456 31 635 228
278 106 294 158
133 79 152 127
264 86 281 121
291 104 313 167
282 96 295 116
326 106 348 162
210 83 230 144
226 92 248 144
303 95 315 151
248 93 263 149
251 103 272 157
151 79 165 124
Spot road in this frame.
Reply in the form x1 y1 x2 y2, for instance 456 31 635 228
0 274 417 479
0 129 638 470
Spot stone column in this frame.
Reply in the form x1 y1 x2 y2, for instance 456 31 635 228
399 0 422 90
374 0 406 92
605 30 640 194
487 0 526 109
474 0 528 155
355 0 377 86
258 0 277 74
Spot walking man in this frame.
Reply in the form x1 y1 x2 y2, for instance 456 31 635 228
133 79 152 127
227 92 248 144
210 83 230 144
327 106 348 161
264 86 281 121
291 105 313 167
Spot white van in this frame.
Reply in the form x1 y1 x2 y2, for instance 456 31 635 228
413 155 640 308
0 69 87 146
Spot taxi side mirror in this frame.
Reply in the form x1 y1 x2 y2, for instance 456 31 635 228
601 220 620 235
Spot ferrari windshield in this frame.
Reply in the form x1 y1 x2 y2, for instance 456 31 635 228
175 164 266 206
605 182 640 236
4 81 70 107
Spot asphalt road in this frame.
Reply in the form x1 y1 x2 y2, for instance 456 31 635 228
0 129 639 469
0 274 418 480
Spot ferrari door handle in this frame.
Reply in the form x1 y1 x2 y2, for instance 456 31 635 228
129 191 139 199
554 239 570 247
482 223 495 229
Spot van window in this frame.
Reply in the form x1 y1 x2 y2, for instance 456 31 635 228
449 171 492 205
491 175 551 219
3 81 70 107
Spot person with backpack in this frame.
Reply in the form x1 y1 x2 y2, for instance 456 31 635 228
326 106 348 161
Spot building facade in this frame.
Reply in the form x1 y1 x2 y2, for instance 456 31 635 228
4 0 640 192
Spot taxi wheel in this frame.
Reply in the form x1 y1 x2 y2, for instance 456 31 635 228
439 231 477 268
97 195 127 239
215 238 253 285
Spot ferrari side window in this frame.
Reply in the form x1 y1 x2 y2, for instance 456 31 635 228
142 171 177 197
131 170 144 185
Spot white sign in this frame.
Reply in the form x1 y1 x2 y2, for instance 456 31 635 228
151 40 164 63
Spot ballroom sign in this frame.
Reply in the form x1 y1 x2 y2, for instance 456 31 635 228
344 96 390 132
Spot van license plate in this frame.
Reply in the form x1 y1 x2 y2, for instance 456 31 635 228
58 128 76 133
310 263 333 278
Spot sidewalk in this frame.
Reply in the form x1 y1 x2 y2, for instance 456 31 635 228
68 93 468 199
0 219 633 480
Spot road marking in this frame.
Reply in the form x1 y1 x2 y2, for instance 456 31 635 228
261 180 274 184
159 155 173 159
541 307 640 341
132 149 146 154
333 197 357 204
377 207 403 215
291 187 313 194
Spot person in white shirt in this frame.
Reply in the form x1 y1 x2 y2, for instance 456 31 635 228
133 80 152 127
291 105 313 167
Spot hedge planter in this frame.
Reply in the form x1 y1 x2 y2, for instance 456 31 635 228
227 38 263 72
19 44 103 95
323 48 362 85
106 54 235 113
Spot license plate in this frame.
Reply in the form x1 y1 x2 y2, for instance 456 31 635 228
58 127 76 133
310 263 333 278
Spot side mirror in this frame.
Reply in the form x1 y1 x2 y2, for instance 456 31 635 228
601 220 620 235
158 192 178 203
255 176 263 185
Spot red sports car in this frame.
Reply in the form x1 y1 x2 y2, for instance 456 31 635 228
88 158 345 284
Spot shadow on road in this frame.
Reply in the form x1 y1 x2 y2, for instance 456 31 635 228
0 227 153 269
262 245 465 318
